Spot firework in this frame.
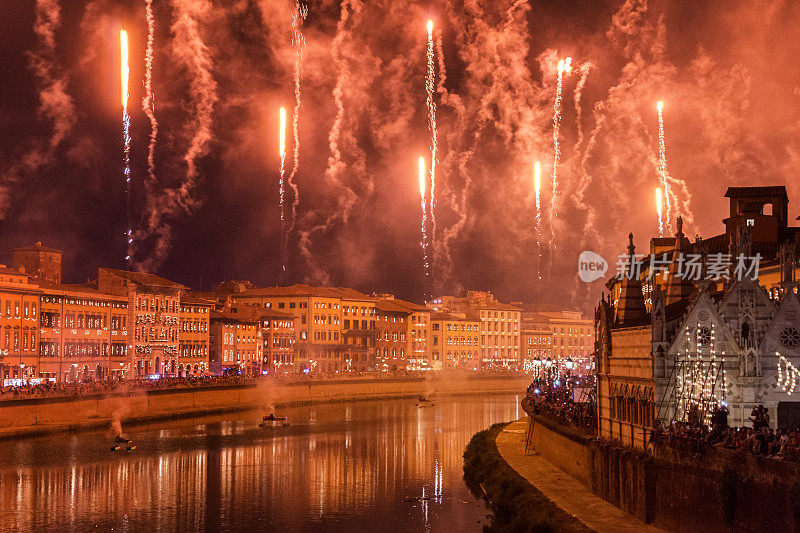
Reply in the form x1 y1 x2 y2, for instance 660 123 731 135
288 1 307 239
656 187 663 236
550 56 571 227
657 100 673 232
120 29 132 266
419 156 430 278
279 106 287 273
143 0 157 190
425 19 438 247
534 161 542 279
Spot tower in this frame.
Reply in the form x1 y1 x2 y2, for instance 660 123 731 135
12 241 62 284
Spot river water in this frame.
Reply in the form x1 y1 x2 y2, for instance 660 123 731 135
0 394 521 532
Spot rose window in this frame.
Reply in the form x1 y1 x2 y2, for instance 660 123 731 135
781 327 800 349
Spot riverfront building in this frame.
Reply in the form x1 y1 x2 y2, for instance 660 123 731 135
429 291 522 369
597 186 800 449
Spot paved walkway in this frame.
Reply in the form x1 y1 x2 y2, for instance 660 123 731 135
496 419 664 533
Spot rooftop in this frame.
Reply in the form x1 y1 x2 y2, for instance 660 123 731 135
724 186 788 199
100 268 187 290
12 241 63 254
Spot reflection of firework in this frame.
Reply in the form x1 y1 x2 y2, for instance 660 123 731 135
657 100 673 232
549 57 571 244
425 20 438 249
279 106 287 273
120 29 132 266
419 156 429 280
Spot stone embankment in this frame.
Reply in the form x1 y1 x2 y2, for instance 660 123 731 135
0 375 529 439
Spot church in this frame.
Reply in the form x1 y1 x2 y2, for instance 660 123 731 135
596 186 800 449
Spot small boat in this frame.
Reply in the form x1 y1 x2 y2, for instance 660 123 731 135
417 396 435 407
110 435 135 452
259 414 289 427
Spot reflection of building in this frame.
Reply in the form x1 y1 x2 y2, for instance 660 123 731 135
429 291 521 368
429 312 480 370
597 186 800 450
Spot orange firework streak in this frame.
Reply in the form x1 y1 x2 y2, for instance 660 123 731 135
534 161 542 280
425 20 438 248
279 107 287 273
549 57 571 248
120 29 132 266
419 156 430 278
657 101 673 232
656 187 664 237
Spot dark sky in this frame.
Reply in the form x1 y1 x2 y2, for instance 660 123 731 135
1 0 799 310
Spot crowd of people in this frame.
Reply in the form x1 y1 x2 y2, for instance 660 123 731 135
0 375 259 401
523 377 597 431
651 405 800 461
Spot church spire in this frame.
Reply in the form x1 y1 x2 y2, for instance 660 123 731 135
666 216 695 305
615 233 648 325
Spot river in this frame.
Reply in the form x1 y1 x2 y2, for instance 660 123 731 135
0 394 521 532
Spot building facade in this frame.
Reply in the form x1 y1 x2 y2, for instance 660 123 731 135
0 267 41 382
429 311 481 370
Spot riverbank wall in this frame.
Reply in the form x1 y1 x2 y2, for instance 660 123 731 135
0 375 529 439
527 414 800 532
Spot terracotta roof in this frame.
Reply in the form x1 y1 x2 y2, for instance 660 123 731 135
12 241 62 253
379 297 428 312
429 311 475 322
376 299 413 314
37 281 125 300
724 186 787 198
180 294 214 306
236 284 368 299
99 268 187 289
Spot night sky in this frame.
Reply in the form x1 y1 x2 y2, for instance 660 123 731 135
1 0 799 309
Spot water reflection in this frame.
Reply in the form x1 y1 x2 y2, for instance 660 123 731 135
0 394 520 532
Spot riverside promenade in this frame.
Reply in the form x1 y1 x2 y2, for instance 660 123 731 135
496 419 664 533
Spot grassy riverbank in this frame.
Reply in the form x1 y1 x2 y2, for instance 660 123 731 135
463 423 590 533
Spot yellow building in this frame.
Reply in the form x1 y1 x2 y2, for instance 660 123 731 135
219 284 377 373
179 295 212 376
429 311 480 370
38 283 129 382
375 295 431 370
523 310 594 362
0 266 41 381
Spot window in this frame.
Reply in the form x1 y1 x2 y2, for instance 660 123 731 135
746 218 755 227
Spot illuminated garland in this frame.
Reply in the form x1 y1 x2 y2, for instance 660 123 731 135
777 352 800 395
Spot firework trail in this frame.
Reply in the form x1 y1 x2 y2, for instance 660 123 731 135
142 0 158 193
656 187 664 236
419 156 430 279
279 106 287 273
135 0 217 272
534 161 542 279
298 0 362 284
573 61 593 150
287 1 307 239
435 29 447 96
657 100 673 232
425 19 438 247
549 56 571 236
121 29 133 266
0 0 75 218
